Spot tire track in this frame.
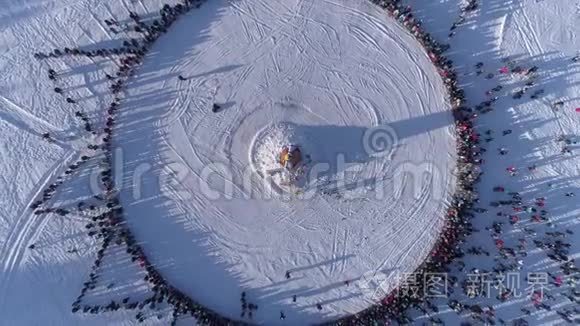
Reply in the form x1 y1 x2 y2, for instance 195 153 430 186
246 1 266 40
514 7 544 57
161 131 247 197
496 13 509 50
0 150 77 309
340 228 348 273
87 8 113 40
0 95 61 133
329 224 338 276
347 23 382 53
521 8 544 55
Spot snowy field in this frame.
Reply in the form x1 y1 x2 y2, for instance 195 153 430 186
0 0 578 325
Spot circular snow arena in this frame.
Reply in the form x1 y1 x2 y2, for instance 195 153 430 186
117 0 456 324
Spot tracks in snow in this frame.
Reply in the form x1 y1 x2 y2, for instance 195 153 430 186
0 150 78 309
0 95 61 136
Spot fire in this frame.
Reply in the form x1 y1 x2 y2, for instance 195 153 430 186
279 145 302 170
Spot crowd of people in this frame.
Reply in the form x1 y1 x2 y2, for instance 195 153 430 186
28 0 578 325
322 1 485 324
330 0 579 325
31 0 247 325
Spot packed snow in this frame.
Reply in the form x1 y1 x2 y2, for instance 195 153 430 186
116 0 455 323
0 0 578 325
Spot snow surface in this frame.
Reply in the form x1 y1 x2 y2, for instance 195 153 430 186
0 0 578 325
116 0 455 324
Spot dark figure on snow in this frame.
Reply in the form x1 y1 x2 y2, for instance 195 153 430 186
66 97 76 104
212 103 222 113
465 0 478 12
526 66 538 75
42 133 53 142
530 89 544 99
513 90 524 99
178 75 187 81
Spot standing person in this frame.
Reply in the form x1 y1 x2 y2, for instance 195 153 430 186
42 133 54 142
